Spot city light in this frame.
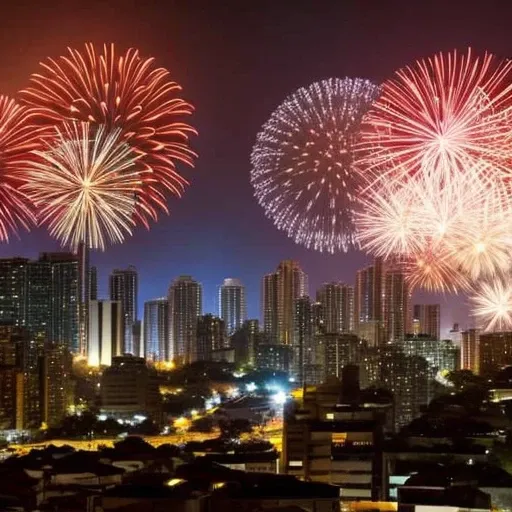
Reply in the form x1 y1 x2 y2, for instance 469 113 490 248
271 391 288 405
246 382 257 393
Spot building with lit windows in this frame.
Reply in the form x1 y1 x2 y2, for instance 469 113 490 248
196 314 227 361
479 331 512 376
219 278 246 336
412 304 441 339
88 300 124 367
143 298 169 362
317 282 354 334
109 266 138 355
230 319 260 367
168 276 202 364
461 328 480 374
383 269 410 343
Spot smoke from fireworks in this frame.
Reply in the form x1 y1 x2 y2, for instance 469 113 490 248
0 96 51 241
23 122 143 251
251 78 379 253
20 43 196 224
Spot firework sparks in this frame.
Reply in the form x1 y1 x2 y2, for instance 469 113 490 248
471 279 512 332
23 122 144 251
251 78 379 253
21 43 196 223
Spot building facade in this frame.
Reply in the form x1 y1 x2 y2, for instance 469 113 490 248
479 331 512 376
461 328 480 374
383 269 410 343
316 282 354 334
196 314 227 361
412 304 441 339
88 300 124 366
219 278 246 336
143 298 169 362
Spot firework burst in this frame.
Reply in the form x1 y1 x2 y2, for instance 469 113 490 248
23 122 143 251
20 43 196 223
471 279 512 332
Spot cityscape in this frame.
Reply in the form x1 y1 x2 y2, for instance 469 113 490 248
1 2 512 512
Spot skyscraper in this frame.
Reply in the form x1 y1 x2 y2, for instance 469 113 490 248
143 298 169 362
461 328 480 374
383 269 410 343
262 260 307 345
0 258 28 327
168 276 202 364
196 314 227 361
219 278 246 336
354 257 384 346
412 304 441 339
109 266 138 354
77 243 90 356
88 300 124 366
294 296 313 384
316 282 354 334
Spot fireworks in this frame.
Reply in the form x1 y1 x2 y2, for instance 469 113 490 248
20 43 196 223
251 78 379 253
0 96 50 241
23 122 143 251
471 280 512 332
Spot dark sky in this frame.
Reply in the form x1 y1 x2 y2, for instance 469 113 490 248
0 0 510 333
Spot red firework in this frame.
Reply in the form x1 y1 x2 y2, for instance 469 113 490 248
20 43 196 224
0 96 51 241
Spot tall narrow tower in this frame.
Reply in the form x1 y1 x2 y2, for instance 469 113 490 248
219 278 246 336
316 282 354 334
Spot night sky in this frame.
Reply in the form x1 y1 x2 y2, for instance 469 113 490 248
0 0 510 334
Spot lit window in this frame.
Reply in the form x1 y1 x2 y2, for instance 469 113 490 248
289 460 303 467
326 413 334 420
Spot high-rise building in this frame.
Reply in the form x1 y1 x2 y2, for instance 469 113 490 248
77 243 90 356
322 333 362 381
412 304 441 339
88 300 124 366
168 276 202 364
219 278 246 336
196 314 227 361
109 266 138 354
293 296 312 384
461 328 480 374
143 298 169 362
256 343 291 373
354 257 384 346
0 258 28 326
383 268 410 343
262 260 307 346
479 331 512 376
316 283 354 334
230 319 260 367
89 266 98 301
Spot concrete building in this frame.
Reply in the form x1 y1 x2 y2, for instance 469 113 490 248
383 269 410 343
109 266 138 355
88 300 123 367
479 331 512 376
412 304 441 339
196 314 226 361
461 328 480 374
317 282 354 333
230 319 260 367
256 343 291 373
168 276 202 364
219 278 246 336
143 298 169 362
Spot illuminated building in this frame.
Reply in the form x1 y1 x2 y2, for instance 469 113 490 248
256 343 291 373
383 269 410 343
168 275 202 364
144 298 169 362
89 266 98 300
354 257 384 346
88 300 123 366
0 258 28 326
132 320 141 357
316 282 354 333
262 260 307 346
479 331 512 376
219 278 246 336
230 319 260 367
283 376 389 500
109 266 138 355
100 355 161 422
322 333 362 380
293 296 313 384
196 314 227 361
412 304 441 339
461 329 480 374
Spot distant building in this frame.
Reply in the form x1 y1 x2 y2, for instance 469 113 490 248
100 355 161 422
383 268 410 343
412 304 441 339
88 300 124 366
196 314 227 361
230 319 260 367
461 328 480 374
109 266 138 355
143 298 169 362
322 333 362 381
316 282 354 333
219 278 246 336
256 343 291 373
168 276 202 364
479 331 512 376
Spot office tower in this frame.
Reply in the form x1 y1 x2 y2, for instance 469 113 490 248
380 347 430 431
461 328 480 374
231 319 260 367
143 298 169 362
354 257 384 346
25 257 52 340
168 275 202 364
479 331 512 376
219 278 246 336
262 260 307 345
0 258 28 326
100 355 161 422
412 304 441 339
316 282 354 334
383 268 410 343
293 296 312 384
283 378 389 500
89 266 98 300
109 266 138 354
88 300 123 366
77 242 90 356
132 320 142 358
196 314 227 361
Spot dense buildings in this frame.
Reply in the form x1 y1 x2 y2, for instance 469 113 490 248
196 314 226 361
383 268 410 343
412 304 441 339
219 278 246 336
88 300 124 366
230 319 260 367
316 282 354 333
168 275 202 364
109 266 138 355
479 331 512 376
143 298 169 361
